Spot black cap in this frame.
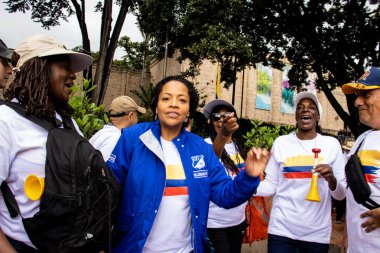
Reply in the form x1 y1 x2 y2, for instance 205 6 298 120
0 39 13 60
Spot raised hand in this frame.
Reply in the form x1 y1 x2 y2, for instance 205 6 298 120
219 112 239 138
245 147 270 177
314 164 337 190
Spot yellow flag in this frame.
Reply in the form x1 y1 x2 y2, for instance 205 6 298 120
216 63 221 99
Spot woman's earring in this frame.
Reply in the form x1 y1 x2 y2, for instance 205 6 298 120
155 114 158 120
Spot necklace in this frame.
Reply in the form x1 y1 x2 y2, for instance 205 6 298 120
295 132 317 154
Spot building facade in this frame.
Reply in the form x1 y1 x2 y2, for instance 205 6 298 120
150 53 347 134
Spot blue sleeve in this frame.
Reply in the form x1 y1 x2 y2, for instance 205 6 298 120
207 145 260 209
106 128 132 185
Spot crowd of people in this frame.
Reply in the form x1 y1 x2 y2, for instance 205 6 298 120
0 34 379 253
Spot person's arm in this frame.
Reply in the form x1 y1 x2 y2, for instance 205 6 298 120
212 112 239 158
106 128 133 184
315 140 346 200
0 228 17 253
208 145 267 209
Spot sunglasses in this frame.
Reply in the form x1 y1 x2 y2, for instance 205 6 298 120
211 112 232 121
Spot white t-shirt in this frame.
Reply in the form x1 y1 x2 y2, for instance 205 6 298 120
256 132 346 244
346 130 380 253
89 123 121 161
143 138 192 253
204 137 246 228
0 104 82 248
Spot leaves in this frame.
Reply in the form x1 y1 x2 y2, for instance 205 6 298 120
68 79 109 139
244 119 296 150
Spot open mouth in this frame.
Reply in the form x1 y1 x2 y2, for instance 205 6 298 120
301 115 311 120
65 82 74 88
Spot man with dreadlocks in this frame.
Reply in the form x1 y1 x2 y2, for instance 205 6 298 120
202 99 270 253
0 34 92 253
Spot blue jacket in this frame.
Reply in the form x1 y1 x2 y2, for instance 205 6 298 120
107 121 260 253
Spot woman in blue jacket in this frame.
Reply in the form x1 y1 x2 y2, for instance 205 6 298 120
107 75 269 253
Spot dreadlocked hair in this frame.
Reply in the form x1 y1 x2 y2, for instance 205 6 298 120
208 106 247 174
4 57 73 121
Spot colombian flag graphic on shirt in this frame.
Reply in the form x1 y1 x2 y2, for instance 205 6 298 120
359 150 380 184
282 155 323 179
230 153 245 173
163 164 189 196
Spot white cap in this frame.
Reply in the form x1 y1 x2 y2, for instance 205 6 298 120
14 34 93 72
294 91 323 119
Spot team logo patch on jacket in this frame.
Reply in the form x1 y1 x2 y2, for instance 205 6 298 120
191 155 205 169
191 155 208 178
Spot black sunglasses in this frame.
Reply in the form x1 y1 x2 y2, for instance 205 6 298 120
211 112 232 121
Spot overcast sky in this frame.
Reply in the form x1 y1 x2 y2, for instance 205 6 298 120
0 2 143 59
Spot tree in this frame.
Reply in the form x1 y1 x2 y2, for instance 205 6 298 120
4 0 135 105
135 0 380 137
117 35 153 70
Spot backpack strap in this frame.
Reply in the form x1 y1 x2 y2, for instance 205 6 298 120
0 182 21 218
0 100 57 130
351 138 380 210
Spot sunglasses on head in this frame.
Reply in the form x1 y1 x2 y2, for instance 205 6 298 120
211 112 232 121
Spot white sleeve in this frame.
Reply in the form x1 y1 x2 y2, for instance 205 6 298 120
255 147 279 196
329 140 347 200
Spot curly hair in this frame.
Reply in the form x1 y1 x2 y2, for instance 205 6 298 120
4 55 73 121
150 75 199 118
208 104 247 173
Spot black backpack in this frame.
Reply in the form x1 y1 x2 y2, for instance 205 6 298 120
0 101 120 253
345 140 380 210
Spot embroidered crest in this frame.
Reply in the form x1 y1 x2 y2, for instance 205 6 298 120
191 155 205 169
359 70 370 81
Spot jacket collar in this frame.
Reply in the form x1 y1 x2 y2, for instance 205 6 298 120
139 120 188 163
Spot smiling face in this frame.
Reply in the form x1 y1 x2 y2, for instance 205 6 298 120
48 56 76 103
156 80 190 134
355 89 380 129
295 98 320 133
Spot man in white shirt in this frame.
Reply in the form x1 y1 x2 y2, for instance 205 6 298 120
90 95 146 160
341 67 380 253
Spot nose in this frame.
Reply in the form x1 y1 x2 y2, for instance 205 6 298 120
355 95 363 107
5 64 12 76
69 71 76 80
169 99 179 107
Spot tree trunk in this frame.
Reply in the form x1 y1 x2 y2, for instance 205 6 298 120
92 0 113 104
95 0 132 105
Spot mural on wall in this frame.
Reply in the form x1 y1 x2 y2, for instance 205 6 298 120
256 64 272 110
281 65 295 114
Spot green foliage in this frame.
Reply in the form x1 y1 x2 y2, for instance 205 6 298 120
69 79 109 139
244 119 296 150
130 83 155 122
118 36 154 70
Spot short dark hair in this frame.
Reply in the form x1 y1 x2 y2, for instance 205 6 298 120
150 75 199 117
